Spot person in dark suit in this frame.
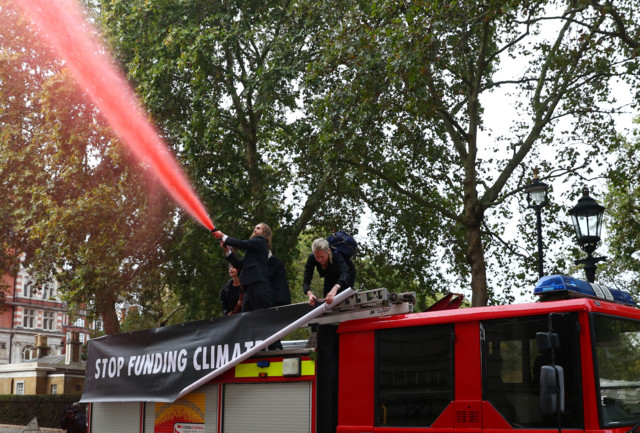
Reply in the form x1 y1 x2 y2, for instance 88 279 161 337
267 254 291 307
222 225 292 309
303 238 354 305
213 223 271 312
266 252 291 350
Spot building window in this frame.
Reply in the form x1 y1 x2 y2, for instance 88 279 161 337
24 280 36 298
73 318 85 327
42 283 52 300
22 345 34 361
375 324 455 427
15 381 24 395
51 384 57 395
43 311 55 330
79 333 85 343
93 320 103 331
23 309 36 328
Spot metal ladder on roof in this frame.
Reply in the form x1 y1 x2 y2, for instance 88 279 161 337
307 288 464 325
307 287 417 325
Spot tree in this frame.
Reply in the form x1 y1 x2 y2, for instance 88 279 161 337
96 0 367 317
590 1 640 296
301 0 640 305
1 1 175 334
0 1 46 298
601 123 640 296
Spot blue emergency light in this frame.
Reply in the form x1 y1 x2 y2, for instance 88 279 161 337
534 275 637 307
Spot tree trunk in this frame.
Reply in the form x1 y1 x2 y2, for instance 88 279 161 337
97 293 120 335
463 164 488 307
466 221 488 307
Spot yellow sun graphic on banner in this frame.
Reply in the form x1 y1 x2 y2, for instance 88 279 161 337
154 394 205 433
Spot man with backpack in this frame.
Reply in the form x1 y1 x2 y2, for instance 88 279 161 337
303 236 356 305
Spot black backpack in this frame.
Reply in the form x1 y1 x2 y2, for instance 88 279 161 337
327 231 357 258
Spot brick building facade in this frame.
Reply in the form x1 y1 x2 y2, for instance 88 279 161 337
0 263 97 394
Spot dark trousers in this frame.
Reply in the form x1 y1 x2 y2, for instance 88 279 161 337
241 280 271 312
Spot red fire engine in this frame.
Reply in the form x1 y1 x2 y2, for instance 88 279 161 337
86 275 640 433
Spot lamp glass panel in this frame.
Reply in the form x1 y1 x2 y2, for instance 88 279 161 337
575 215 602 238
530 189 546 206
571 215 582 238
578 215 590 237
589 214 603 237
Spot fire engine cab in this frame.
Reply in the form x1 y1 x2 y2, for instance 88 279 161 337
84 275 640 433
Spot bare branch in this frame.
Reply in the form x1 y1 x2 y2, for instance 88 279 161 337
340 159 463 223
589 0 640 49
483 220 530 260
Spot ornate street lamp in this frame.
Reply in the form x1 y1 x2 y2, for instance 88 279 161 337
568 186 606 283
525 169 549 279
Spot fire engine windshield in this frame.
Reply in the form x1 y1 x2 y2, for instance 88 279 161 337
593 314 640 428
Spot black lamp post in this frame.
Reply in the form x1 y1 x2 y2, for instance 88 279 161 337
568 186 606 283
525 170 549 279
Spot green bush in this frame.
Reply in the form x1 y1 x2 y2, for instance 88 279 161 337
0 394 84 428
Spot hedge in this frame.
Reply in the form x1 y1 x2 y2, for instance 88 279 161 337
0 394 84 428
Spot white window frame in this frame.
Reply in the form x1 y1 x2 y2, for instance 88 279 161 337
43 311 55 330
15 381 24 395
93 320 103 331
23 309 36 328
42 283 51 300
24 280 36 298
22 346 34 361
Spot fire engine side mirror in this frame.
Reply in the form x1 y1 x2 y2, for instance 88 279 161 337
536 332 559 353
540 365 565 415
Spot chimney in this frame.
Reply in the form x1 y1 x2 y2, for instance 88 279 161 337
65 331 81 364
35 334 49 358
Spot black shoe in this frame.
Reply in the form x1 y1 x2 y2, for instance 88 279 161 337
268 341 283 350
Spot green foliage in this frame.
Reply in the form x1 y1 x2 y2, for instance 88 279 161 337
0 1 55 285
0 394 83 428
1 2 176 334
4 0 640 334
601 123 640 296
120 286 187 332
300 0 640 305
95 0 367 320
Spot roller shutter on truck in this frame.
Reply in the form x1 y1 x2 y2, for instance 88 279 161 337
91 401 142 433
222 381 312 433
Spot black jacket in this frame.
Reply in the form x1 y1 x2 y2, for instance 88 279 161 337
223 235 269 285
228 252 291 308
268 255 291 307
219 279 243 315
303 250 355 296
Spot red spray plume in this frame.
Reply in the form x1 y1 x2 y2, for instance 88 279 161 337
10 0 215 231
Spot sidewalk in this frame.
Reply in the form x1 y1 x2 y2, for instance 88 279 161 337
0 426 62 433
